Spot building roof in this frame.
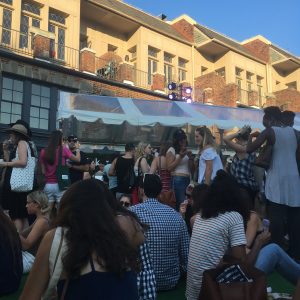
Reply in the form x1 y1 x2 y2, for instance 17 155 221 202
271 44 300 64
88 0 191 44
195 24 263 62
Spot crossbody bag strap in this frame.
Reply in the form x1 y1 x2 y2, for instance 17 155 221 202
52 228 64 273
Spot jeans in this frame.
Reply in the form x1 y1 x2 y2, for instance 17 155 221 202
255 243 300 285
267 201 300 260
171 176 190 211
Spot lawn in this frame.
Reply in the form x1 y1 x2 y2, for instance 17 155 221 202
0 272 295 300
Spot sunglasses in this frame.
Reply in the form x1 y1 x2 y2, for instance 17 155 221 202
120 201 130 207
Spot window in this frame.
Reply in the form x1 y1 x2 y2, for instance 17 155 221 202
236 78 242 99
257 75 263 85
164 52 174 85
48 10 66 60
178 58 188 82
216 67 225 80
0 0 13 4
1 9 12 45
235 67 243 77
0 77 23 124
19 1 40 49
257 76 264 106
286 81 297 90
246 71 253 81
30 84 50 130
148 46 159 85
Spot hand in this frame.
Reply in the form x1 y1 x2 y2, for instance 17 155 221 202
179 200 188 216
255 231 271 247
0 161 7 168
3 140 9 151
75 142 80 150
179 148 187 158
186 150 193 159
250 131 260 138
66 162 72 168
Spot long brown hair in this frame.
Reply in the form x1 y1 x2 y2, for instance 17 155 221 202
44 130 63 165
55 179 139 278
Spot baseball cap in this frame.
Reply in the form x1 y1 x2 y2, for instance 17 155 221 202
67 135 78 142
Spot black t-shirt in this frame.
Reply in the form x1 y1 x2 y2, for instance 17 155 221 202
69 151 88 184
115 156 135 193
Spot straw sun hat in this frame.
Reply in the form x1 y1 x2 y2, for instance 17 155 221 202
5 124 29 138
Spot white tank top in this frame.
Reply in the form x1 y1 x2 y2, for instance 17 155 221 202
167 147 190 176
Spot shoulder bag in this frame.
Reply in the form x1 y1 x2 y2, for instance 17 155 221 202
10 142 36 192
56 147 70 190
198 257 267 300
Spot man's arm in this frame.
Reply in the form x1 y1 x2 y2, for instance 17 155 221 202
69 164 89 172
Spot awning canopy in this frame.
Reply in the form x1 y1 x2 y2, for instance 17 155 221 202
58 93 300 146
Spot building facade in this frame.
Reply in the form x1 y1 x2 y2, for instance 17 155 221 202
0 0 299 145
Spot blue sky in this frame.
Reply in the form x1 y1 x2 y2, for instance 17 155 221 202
125 0 300 56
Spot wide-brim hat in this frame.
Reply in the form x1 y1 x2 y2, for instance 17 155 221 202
5 124 29 138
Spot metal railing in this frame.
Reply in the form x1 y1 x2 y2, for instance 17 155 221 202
0 25 79 70
236 88 266 107
95 56 153 90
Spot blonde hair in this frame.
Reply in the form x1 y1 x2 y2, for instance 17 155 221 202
135 142 149 160
28 190 50 215
196 126 216 150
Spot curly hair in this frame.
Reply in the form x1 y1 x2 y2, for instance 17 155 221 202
54 179 139 279
135 142 149 160
201 170 250 228
195 126 216 151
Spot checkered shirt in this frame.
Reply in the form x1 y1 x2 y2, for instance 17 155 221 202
230 153 258 190
137 242 157 299
131 198 190 291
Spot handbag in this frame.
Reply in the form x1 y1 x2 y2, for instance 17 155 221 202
199 261 267 300
10 142 35 192
42 227 66 300
254 142 273 170
56 146 70 190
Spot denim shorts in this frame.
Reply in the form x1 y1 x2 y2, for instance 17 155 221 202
44 183 64 203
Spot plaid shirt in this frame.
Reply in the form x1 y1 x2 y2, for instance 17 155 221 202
137 242 156 300
131 198 190 291
230 153 258 190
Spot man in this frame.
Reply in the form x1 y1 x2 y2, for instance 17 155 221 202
109 143 135 198
66 135 89 184
130 174 190 291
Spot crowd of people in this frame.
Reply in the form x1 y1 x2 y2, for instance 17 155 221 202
0 105 300 299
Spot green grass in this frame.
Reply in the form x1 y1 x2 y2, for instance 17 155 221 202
0 272 295 300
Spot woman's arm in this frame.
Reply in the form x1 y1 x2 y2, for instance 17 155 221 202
246 128 274 153
108 158 117 176
166 151 184 172
20 218 49 251
246 212 261 249
224 132 247 153
3 141 28 168
20 230 55 300
204 160 213 185
150 157 158 174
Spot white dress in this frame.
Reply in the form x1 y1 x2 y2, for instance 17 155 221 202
265 126 300 207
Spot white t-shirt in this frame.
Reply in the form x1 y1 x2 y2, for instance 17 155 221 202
198 147 223 183
186 211 246 300
167 147 190 175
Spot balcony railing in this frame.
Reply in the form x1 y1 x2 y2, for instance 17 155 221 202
237 88 266 107
0 25 79 69
95 56 153 90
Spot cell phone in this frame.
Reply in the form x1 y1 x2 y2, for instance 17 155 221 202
262 219 270 231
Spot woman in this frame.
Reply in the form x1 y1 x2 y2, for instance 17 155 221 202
39 130 80 211
0 209 23 296
186 170 269 300
20 179 145 300
224 126 258 207
119 194 133 208
194 126 223 185
133 142 151 203
247 106 300 261
150 142 171 192
166 129 192 210
20 190 50 273
0 124 35 231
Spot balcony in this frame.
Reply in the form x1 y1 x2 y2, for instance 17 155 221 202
236 88 266 107
0 25 80 70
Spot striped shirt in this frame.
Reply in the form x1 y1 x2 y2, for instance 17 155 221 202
186 212 246 300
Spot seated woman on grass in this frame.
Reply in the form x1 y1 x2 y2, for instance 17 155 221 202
19 190 50 273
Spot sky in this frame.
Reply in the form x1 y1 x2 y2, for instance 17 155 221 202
125 0 300 56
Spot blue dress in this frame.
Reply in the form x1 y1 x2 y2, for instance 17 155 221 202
57 259 138 300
